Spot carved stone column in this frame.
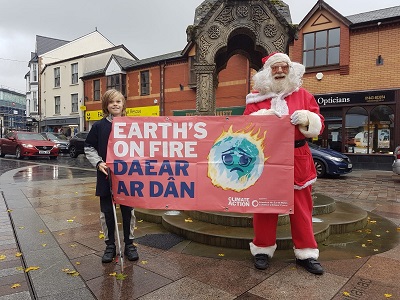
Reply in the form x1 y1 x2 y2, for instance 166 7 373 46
194 63 217 116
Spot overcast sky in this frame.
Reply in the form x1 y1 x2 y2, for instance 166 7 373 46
1 0 399 94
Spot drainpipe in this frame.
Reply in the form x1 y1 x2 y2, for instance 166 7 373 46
159 61 166 116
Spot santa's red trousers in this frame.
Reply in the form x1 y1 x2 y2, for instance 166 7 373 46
252 185 317 249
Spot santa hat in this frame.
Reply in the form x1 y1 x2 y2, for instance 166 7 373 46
262 52 291 68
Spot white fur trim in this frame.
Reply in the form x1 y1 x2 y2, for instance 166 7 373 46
294 177 317 190
246 93 270 104
250 242 277 257
264 53 291 68
250 108 274 116
294 248 319 260
298 111 322 138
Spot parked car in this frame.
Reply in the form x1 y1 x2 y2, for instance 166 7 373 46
308 142 352 178
69 131 89 158
41 132 70 153
0 131 59 159
393 146 400 175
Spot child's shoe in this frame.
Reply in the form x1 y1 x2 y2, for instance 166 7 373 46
102 244 116 263
124 244 139 261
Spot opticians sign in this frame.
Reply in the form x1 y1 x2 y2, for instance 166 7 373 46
315 90 396 107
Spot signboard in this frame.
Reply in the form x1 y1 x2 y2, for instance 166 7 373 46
315 90 396 107
173 106 245 116
126 106 159 116
85 110 104 121
106 116 294 214
86 105 160 121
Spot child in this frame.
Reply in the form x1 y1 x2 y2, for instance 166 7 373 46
85 89 139 263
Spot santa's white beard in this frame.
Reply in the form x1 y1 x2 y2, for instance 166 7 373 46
271 76 290 93
252 67 303 95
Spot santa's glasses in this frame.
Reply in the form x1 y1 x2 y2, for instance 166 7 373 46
270 64 289 72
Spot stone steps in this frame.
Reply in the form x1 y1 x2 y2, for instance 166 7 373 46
134 193 368 250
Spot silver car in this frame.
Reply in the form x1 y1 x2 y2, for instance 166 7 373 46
41 132 70 153
393 146 400 175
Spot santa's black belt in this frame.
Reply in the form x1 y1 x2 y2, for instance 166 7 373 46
294 139 306 148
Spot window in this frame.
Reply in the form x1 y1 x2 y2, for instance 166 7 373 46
93 80 100 101
303 28 340 68
55 96 60 114
71 93 78 113
33 91 38 112
107 74 126 96
54 67 60 87
370 105 394 153
140 70 150 96
71 63 78 84
345 105 395 154
32 64 37 82
345 107 368 153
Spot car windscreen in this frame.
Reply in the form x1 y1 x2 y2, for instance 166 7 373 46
18 133 46 141
52 133 68 140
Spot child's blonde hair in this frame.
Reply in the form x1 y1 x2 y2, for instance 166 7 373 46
101 89 126 117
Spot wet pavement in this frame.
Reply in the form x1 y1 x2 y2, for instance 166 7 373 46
0 155 400 299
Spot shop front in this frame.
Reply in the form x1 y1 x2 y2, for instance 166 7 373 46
41 116 80 138
314 89 399 170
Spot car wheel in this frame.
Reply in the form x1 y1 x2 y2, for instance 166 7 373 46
0 146 5 157
69 146 78 158
15 146 24 159
314 159 326 178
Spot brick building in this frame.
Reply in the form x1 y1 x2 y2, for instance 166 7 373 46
81 0 400 170
291 1 400 169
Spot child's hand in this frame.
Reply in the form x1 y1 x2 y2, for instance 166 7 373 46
98 162 108 175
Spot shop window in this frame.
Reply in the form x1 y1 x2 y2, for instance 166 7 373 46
370 105 394 154
345 107 369 153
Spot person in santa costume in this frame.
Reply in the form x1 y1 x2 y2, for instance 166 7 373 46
243 52 325 275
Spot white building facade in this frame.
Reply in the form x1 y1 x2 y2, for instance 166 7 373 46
26 31 137 134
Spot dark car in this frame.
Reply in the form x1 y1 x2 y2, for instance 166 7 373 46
308 142 352 178
0 131 59 159
69 131 89 158
41 132 70 153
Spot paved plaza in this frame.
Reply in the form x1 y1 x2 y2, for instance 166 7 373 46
0 157 399 299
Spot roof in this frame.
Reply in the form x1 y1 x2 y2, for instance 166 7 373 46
126 51 183 69
35 35 70 56
113 55 137 69
346 5 400 24
41 45 138 74
81 51 184 79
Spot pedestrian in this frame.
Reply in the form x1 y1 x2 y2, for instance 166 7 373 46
244 52 325 275
84 89 139 263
